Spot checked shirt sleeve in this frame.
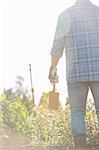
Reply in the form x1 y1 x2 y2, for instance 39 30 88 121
50 12 71 57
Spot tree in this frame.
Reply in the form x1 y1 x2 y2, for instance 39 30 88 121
4 76 31 108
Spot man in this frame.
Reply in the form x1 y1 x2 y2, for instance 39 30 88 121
49 0 99 149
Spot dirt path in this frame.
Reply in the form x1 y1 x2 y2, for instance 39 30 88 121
0 125 45 150
0 125 99 150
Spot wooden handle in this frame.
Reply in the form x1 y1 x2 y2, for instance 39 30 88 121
53 84 55 91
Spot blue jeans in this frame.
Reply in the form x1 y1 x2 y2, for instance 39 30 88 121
67 81 99 136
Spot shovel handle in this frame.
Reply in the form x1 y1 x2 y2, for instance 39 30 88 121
53 83 55 91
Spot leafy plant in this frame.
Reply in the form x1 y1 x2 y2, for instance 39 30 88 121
0 93 98 146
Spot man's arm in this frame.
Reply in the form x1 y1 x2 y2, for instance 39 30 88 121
49 11 71 83
49 56 60 83
49 13 66 83
51 55 60 67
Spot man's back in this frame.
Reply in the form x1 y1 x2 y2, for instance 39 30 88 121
65 1 99 82
51 0 99 83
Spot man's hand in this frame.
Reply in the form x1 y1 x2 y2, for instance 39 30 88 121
48 66 58 84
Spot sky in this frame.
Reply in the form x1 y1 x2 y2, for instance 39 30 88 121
0 0 99 106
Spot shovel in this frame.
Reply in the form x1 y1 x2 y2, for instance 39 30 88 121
48 83 59 110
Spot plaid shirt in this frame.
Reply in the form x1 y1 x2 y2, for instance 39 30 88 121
51 1 99 83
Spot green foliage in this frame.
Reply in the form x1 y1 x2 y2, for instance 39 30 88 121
4 76 31 109
0 94 98 146
86 99 99 144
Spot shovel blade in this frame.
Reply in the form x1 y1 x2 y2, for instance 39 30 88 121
48 91 59 110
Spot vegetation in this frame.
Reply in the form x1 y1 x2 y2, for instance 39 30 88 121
0 76 98 146
0 93 98 146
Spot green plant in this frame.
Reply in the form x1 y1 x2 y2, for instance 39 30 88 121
0 94 98 146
